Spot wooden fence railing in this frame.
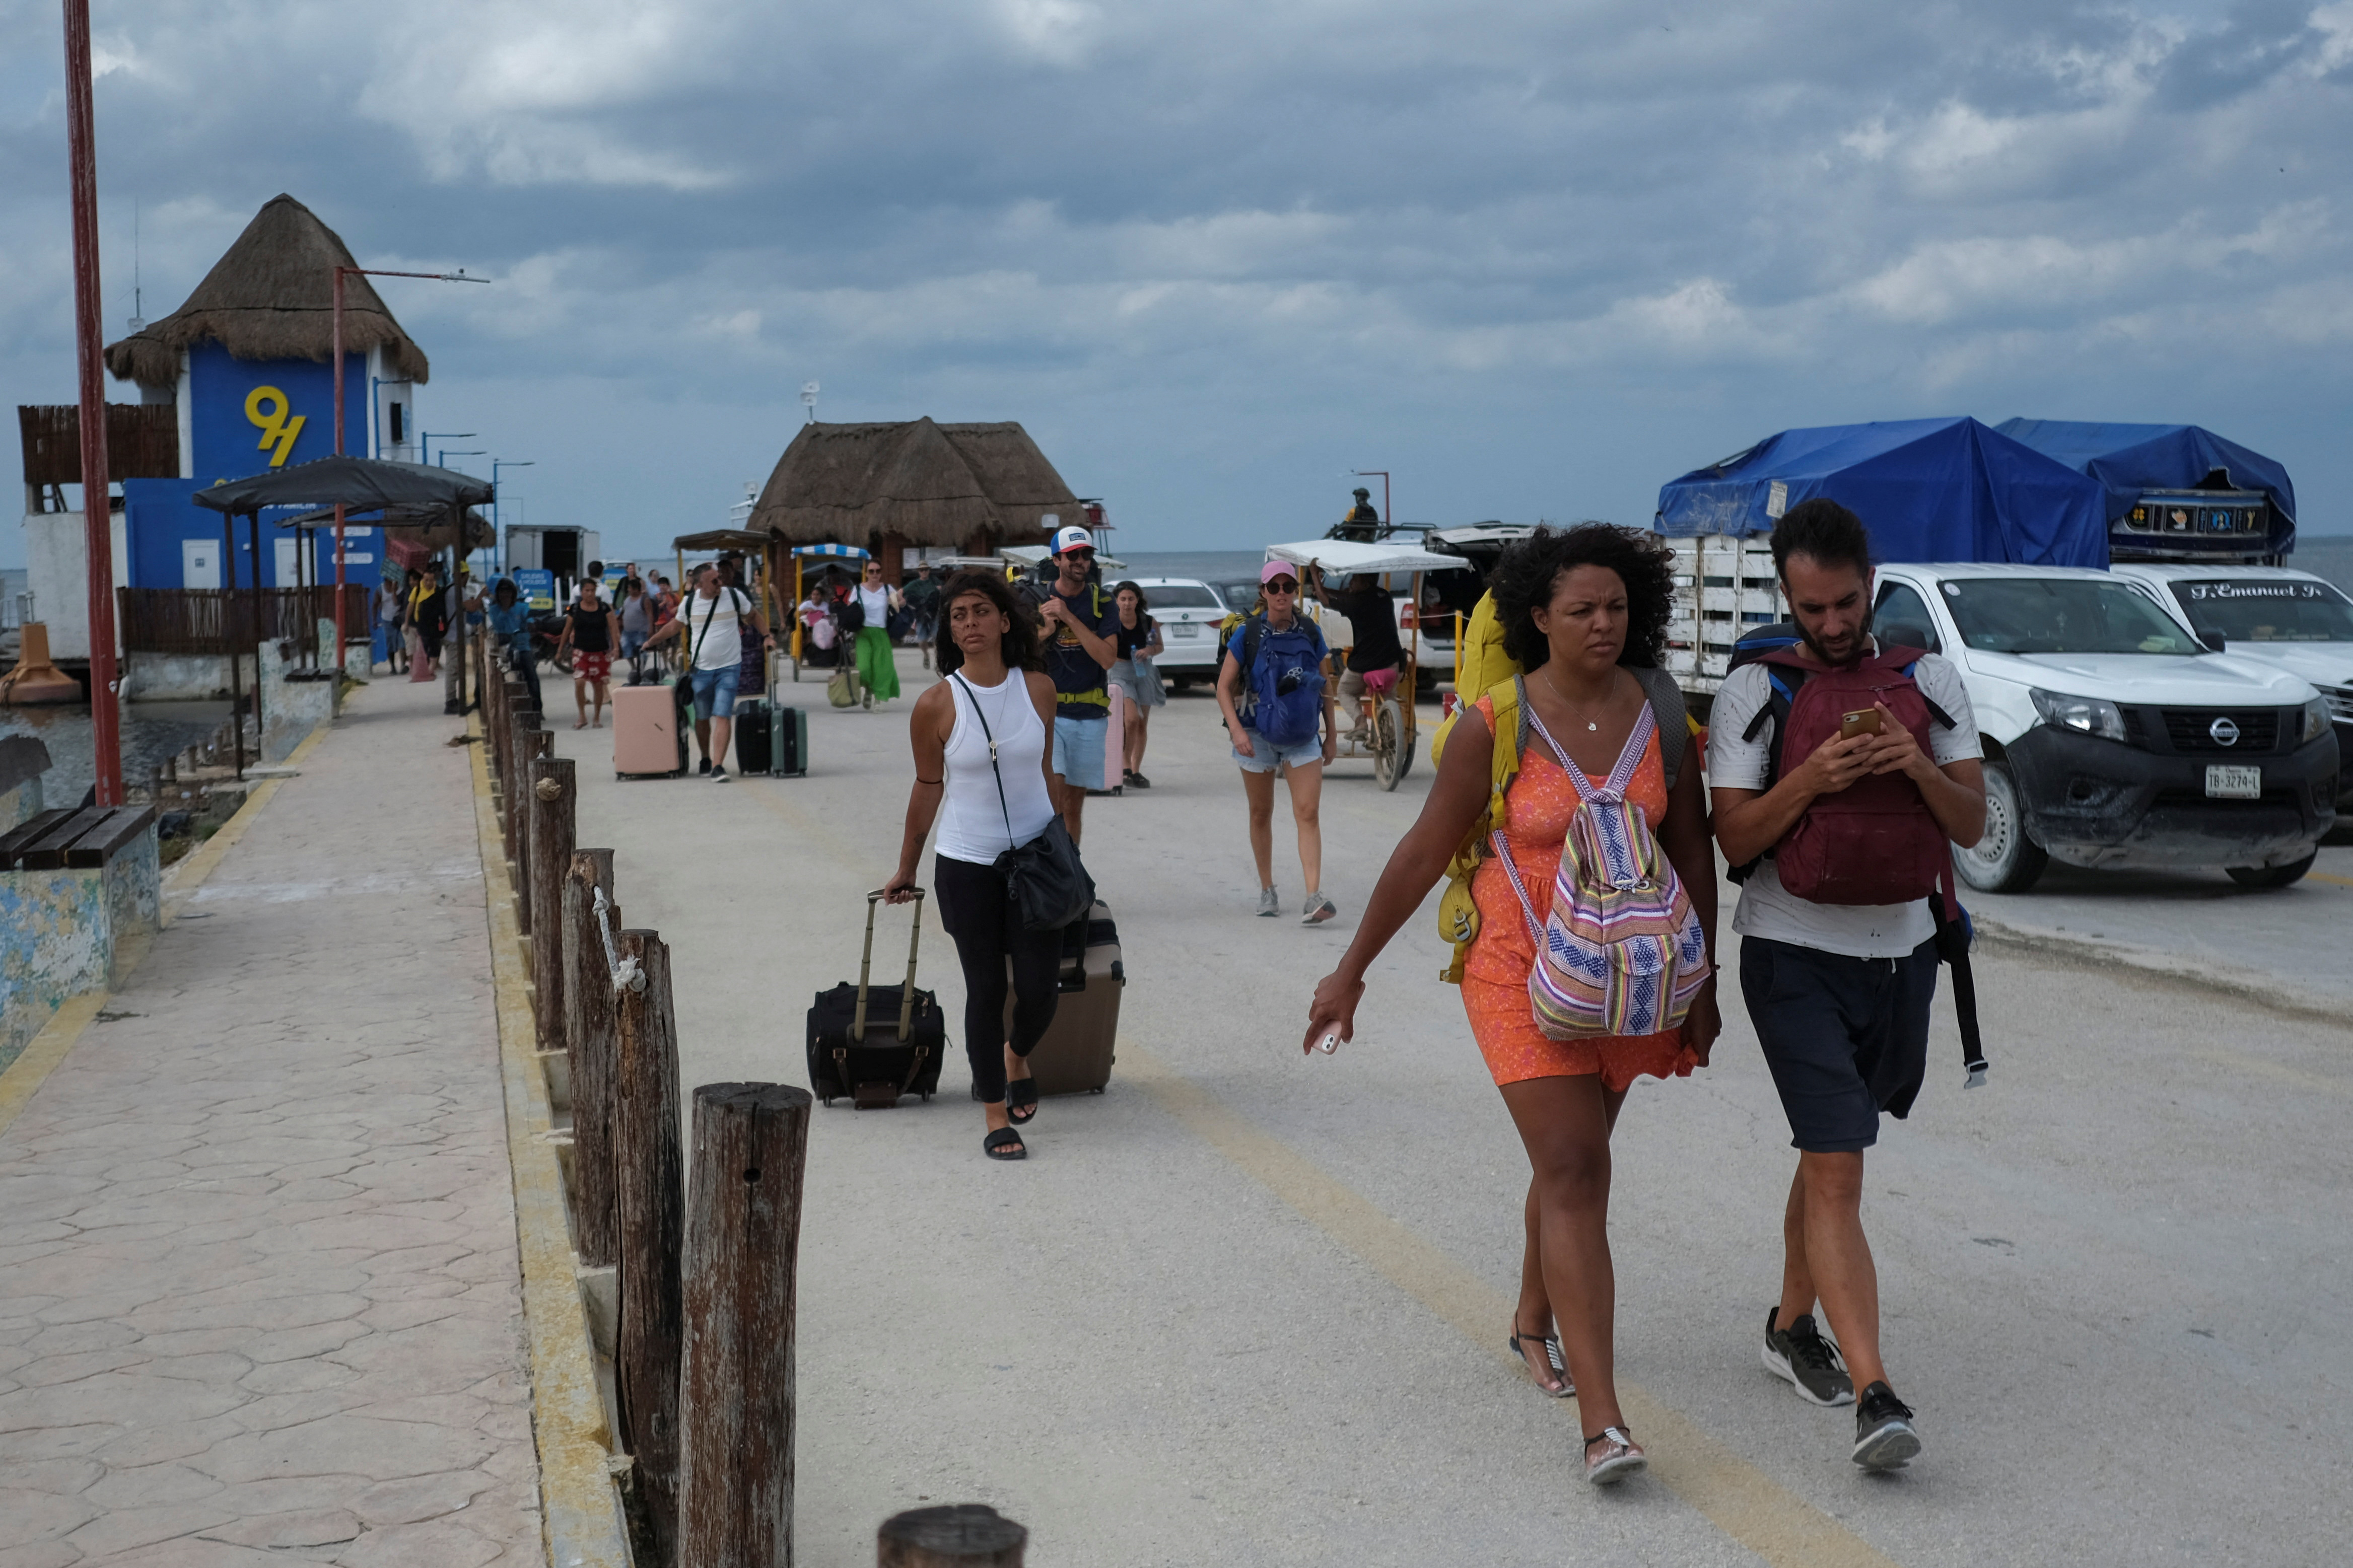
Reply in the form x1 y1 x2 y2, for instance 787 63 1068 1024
479 633 1028 1566
117 585 369 656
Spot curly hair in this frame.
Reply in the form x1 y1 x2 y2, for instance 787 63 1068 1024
934 569 1043 675
1490 523 1676 671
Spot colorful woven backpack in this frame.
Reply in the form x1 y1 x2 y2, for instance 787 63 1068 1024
1489 699 1709 1039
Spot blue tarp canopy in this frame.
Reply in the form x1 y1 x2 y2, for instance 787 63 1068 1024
1993 419 2295 555
1654 416 2110 567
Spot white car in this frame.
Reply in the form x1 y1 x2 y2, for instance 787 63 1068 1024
1868 562 2337 891
1128 577 1231 687
2114 562 2353 807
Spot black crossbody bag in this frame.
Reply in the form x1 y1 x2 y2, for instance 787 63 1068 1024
951 673 1094 930
672 588 742 707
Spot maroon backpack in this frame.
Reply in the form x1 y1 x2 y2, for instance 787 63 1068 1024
1747 645 1949 906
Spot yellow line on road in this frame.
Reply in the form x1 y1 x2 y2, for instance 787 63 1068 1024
2304 871 2353 889
1122 1040 1900 1568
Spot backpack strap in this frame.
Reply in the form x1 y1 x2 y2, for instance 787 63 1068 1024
1932 853 1989 1087
1627 667 1687 793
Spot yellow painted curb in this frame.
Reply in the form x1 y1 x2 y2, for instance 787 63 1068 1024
0 994 107 1144
466 712 633 1567
1124 1040 1900 1568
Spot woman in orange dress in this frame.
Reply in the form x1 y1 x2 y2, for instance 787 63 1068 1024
1306 524 1720 1485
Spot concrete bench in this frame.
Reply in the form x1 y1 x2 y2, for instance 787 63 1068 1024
1 803 161 1070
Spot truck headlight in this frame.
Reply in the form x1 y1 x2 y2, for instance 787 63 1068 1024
2302 696 2331 745
2031 688 2129 743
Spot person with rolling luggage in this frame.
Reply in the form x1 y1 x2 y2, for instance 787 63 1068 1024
640 562 771 781
882 570 1068 1161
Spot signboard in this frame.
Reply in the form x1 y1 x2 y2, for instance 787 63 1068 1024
512 568 557 612
187 342 367 480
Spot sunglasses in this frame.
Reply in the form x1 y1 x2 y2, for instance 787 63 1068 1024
1265 578 1299 594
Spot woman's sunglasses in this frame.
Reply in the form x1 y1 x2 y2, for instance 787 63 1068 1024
1265 578 1299 595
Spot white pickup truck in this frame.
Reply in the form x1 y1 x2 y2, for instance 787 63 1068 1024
1667 543 2339 893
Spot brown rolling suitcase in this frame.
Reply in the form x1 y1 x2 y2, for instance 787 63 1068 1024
1006 900 1123 1096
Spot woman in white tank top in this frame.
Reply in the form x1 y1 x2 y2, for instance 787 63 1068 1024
883 572 1066 1161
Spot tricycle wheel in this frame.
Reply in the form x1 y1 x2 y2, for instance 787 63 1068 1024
1373 699 1414 791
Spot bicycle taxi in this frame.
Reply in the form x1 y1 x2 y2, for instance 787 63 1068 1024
1261 538 1474 791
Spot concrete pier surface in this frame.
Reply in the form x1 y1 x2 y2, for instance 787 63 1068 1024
0 677 540 1567
547 649 2351 1568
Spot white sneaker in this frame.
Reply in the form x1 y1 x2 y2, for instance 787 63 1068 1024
1256 887 1280 917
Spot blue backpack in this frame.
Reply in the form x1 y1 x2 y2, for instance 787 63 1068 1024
1238 615 1329 748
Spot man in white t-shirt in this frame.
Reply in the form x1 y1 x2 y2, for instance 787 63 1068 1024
642 562 771 781
1708 498 1985 1474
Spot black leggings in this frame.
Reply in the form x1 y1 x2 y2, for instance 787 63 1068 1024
933 853 1063 1103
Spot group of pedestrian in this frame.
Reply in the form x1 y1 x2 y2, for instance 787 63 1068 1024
1301 503 1984 1485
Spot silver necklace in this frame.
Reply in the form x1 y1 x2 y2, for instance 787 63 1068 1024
1540 665 1618 732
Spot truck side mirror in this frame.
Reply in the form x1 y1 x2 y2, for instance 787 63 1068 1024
2202 632 2227 653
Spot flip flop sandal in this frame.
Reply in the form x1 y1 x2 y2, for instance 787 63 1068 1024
984 1127 1026 1161
1006 1079 1041 1125
1508 1329 1575 1397
1584 1426 1646 1486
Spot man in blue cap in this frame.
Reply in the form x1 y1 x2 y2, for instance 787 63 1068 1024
1035 523 1120 843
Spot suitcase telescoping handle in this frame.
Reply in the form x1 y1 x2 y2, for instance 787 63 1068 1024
853 889 924 1043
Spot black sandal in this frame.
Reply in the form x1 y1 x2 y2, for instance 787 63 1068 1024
984 1127 1026 1161
1006 1079 1040 1125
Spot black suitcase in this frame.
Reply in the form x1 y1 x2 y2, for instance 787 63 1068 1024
775 704 809 777
735 701 773 773
807 891 946 1108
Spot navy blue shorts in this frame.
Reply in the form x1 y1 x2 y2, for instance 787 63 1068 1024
1738 936 1938 1154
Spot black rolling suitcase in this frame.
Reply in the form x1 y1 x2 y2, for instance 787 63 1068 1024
775 705 809 776
735 701 773 773
807 891 946 1108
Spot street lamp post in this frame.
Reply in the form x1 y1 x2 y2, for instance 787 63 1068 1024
330 267 485 675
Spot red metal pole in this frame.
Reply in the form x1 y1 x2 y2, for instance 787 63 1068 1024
62 0 121 806
331 266 348 673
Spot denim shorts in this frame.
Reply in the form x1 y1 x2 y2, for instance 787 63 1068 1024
1232 728 1325 773
689 664 740 719
1051 716 1106 783
1738 936 1938 1153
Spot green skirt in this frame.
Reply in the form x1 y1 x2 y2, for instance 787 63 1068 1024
854 625 900 700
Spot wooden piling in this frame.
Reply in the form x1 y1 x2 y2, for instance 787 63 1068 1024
677 1082 812 1568
877 1506 1028 1567
614 929 684 1556
515 728 549 937
528 756 576 1055
563 849 620 1270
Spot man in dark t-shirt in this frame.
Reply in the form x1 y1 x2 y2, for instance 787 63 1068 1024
1034 525 1119 843
1307 564 1403 740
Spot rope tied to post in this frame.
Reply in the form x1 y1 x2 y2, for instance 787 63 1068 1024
592 886 647 994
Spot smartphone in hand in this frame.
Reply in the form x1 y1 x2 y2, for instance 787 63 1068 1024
1838 708 1885 741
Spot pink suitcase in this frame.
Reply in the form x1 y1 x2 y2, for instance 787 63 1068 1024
612 683 684 778
1102 680 1126 793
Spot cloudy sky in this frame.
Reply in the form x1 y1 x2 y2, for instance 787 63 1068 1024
4 0 2349 565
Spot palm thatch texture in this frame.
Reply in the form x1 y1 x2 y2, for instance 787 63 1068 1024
747 418 1083 549
103 194 430 389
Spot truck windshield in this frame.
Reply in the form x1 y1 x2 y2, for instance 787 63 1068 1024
1940 579 2202 656
2167 579 2353 644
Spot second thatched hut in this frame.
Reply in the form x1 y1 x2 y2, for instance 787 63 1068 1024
747 418 1085 584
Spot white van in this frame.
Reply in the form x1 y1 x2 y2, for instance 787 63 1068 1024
1865 563 2336 891
2112 563 2353 808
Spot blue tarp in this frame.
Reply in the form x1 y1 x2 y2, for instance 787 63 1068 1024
1654 416 2111 567
1993 419 2295 555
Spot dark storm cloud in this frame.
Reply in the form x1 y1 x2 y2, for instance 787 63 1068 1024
3 0 2348 556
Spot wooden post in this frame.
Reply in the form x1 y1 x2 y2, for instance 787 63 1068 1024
563 849 620 1270
514 727 549 937
877 1506 1027 1567
614 929 684 1557
677 1083 812 1568
528 755 576 1055
506 705 537 869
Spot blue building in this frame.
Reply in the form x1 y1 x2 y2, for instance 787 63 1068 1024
100 194 435 592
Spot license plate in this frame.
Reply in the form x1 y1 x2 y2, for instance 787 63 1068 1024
1172 623 1200 638
2205 764 2261 799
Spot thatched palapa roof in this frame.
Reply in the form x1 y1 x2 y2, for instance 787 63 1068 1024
104 194 430 389
748 419 1083 548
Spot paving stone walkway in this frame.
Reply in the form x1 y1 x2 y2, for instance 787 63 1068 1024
0 679 541 1567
